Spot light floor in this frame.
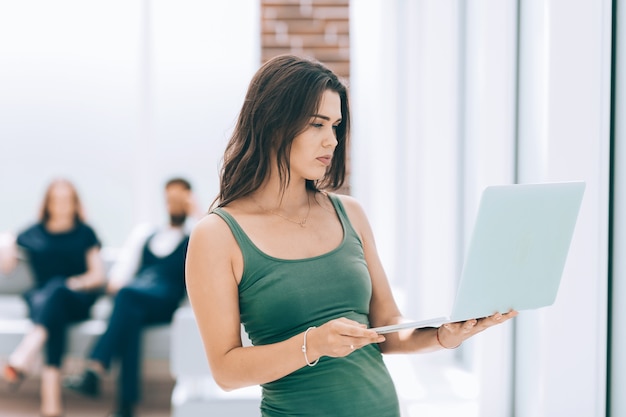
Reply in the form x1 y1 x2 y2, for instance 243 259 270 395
1 355 479 417
1 359 173 417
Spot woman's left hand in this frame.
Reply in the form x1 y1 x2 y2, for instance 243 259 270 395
436 310 518 349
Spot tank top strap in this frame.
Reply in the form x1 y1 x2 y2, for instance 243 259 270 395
211 208 260 261
326 193 362 245
211 193 361 262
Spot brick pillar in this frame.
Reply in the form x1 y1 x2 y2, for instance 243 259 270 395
261 0 351 194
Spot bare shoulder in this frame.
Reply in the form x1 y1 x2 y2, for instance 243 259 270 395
329 193 371 234
190 211 232 239
332 193 368 218
188 212 240 263
186 210 247 291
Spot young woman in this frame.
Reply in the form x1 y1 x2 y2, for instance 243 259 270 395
1 178 104 417
185 55 516 417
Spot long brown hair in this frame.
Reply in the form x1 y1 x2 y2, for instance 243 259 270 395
215 54 350 208
38 178 85 224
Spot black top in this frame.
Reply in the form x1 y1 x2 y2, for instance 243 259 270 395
16 222 101 288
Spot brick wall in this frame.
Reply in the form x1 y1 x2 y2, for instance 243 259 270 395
261 0 350 78
260 0 351 193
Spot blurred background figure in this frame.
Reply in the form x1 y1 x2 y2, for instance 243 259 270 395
0 178 105 417
64 177 201 417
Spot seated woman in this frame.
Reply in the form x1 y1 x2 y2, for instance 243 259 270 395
0 178 105 417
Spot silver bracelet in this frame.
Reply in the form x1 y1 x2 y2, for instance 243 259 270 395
301 326 319 367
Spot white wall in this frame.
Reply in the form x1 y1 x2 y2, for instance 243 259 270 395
514 1 611 416
0 0 259 247
351 0 613 416
352 0 465 322
460 2 518 415
352 1 518 415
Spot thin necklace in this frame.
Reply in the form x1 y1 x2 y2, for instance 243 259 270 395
254 194 311 228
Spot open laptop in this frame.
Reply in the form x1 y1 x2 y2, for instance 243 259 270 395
372 181 586 334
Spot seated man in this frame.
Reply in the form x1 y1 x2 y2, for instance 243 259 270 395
64 177 201 417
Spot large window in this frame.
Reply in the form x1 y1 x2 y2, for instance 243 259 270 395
0 0 259 247
351 1 612 416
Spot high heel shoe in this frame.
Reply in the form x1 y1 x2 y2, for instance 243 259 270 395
3 364 25 391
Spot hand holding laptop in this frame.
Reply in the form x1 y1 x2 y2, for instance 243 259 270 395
434 310 518 349
372 181 584 336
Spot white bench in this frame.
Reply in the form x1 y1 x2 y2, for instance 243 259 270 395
169 306 261 416
0 259 172 362
1 259 263 415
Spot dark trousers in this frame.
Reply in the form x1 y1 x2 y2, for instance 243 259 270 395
24 277 97 367
89 286 179 406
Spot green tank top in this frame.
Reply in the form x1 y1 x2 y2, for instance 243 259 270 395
213 193 400 417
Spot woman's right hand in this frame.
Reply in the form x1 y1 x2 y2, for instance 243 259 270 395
306 318 386 360
0 232 18 275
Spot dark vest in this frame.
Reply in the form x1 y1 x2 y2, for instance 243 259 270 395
130 232 190 305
